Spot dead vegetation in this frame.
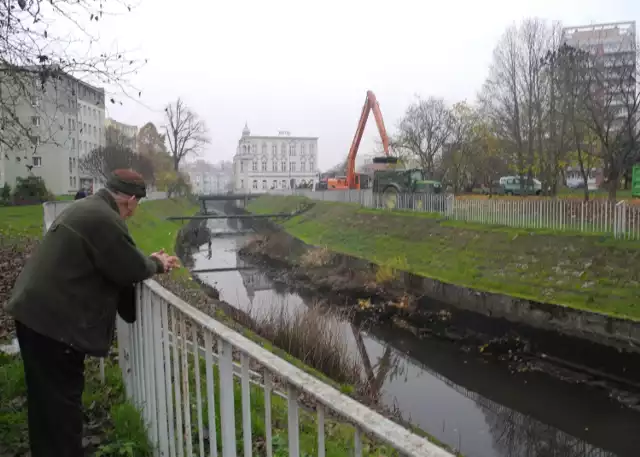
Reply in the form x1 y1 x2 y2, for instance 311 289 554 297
299 246 332 268
241 302 361 386
0 241 36 342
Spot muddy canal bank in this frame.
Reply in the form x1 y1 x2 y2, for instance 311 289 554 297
179 203 640 457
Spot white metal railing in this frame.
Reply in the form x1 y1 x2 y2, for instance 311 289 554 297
267 189 640 240
117 280 452 457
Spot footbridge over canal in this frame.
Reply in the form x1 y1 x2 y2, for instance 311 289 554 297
42 200 452 457
197 193 265 214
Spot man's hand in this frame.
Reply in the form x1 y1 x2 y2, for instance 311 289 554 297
151 250 181 273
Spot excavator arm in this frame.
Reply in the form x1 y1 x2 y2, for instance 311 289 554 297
346 90 390 189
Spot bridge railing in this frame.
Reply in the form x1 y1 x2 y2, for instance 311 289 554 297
117 280 453 457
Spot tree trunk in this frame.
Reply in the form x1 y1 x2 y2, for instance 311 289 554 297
607 174 618 202
582 177 589 202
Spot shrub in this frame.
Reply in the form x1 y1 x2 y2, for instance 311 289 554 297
0 183 11 203
12 176 53 205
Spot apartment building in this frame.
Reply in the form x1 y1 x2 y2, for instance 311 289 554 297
562 21 636 189
0 66 105 195
562 21 637 121
182 160 233 195
232 124 319 192
105 118 138 151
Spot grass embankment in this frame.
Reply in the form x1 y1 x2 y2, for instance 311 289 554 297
247 195 640 321
0 198 196 456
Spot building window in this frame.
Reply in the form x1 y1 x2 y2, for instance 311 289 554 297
93 126 97 137
272 144 277 155
240 179 244 188
251 144 257 154
281 143 286 155
310 160 315 172
281 161 286 172
252 160 258 171
71 138 75 150
31 116 40 126
272 180 277 189
73 176 77 187
281 180 286 188
70 177 73 187
272 161 277 172
301 161 306 172
30 135 40 146
289 162 296 172
310 143 315 154
262 180 267 189
289 144 296 156
73 157 76 167
261 160 267 172
301 143 306 155
83 122 87 133
31 96 40 107
252 180 258 189
69 158 72 172
262 143 267 155
240 161 244 172
32 156 42 167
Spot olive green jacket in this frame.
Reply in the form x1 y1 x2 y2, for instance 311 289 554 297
5 189 163 356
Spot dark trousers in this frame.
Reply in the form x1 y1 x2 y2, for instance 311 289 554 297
15 321 86 457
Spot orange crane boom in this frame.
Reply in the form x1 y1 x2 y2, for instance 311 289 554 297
345 90 391 189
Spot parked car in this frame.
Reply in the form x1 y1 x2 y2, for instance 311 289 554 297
481 180 506 195
499 176 542 196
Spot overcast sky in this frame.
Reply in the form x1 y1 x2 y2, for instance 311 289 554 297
93 0 640 170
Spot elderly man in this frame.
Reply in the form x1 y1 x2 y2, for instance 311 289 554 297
5 169 179 457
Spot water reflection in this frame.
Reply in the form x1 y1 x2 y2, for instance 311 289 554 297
185 215 638 457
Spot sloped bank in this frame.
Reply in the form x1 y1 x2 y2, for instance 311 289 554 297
231 196 640 396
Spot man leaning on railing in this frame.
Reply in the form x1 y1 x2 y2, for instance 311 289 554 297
4 169 180 457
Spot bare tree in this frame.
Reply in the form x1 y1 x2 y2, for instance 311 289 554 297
480 25 526 179
164 98 210 171
79 145 154 184
544 43 601 200
442 102 477 192
0 0 143 165
393 96 452 176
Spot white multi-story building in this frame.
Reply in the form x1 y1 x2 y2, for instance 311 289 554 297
105 118 138 151
0 66 105 195
232 124 318 192
183 160 233 195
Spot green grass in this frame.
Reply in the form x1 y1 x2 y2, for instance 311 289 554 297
0 205 44 242
247 196 640 321
129 198 199 255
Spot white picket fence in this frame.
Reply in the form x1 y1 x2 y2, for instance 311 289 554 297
267 189 640 240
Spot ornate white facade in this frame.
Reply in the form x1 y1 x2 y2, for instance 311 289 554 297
232 124 318 192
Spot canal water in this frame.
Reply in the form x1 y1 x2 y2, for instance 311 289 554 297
189 213 640 457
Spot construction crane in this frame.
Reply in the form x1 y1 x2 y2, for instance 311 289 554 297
344 90 394 189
